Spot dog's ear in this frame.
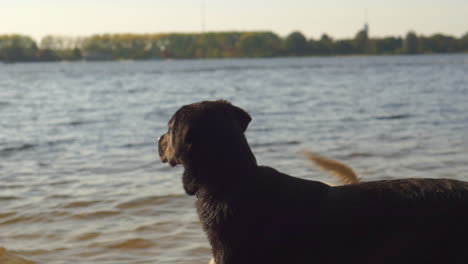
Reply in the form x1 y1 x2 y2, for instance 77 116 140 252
230 105 252 132
172 118 193 165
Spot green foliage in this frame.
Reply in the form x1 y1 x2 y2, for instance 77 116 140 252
310 34 334 55
333 40 354 55
461 32 468 52
0 35 38 62
371 37 403 54
36 49 59 61
285 31 309 56
38 35 83 61
1 30 468 62
418 34 457 53
404 31 419 54
353 30 369 53
237 32 282 57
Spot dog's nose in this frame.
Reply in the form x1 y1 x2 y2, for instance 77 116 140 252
158 134 165 142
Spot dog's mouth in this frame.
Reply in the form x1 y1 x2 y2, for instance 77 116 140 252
159 154 177 167
158 133 179 167
158 134 168 163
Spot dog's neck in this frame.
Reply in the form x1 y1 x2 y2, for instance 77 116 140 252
182 144 257 198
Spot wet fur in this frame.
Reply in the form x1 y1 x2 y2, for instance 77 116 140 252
159 100 468 264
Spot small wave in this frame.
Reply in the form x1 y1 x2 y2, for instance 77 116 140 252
116 194 184 209
345 152 375 158
0 212 16 218
63 201 100 208
0 196 21 201
8 233 43 239
107 238 156 250
186 245 212 255
89 161 159 174
0 101 10 109
382 103 406 109
72 210 120 219
69 120 86 126
375 114 412 120
250 140 301 148
64 119 102 127
12 249 50 256
46 194 74 200
120 142 150 149
53 119 94 127
0 248 35 264
13 247 67 258
46 139 75 147
75 232 101 241
134 221 176 233
0 144 36 157
48 180 77 187
0 212 69 225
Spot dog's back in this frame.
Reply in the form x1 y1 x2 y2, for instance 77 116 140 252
204 169 468 264
321 178 468 263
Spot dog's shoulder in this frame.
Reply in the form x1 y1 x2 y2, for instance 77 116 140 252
255 166 330 203
257 165 329 187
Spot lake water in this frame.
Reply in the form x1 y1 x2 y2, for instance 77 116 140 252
1 55 468 264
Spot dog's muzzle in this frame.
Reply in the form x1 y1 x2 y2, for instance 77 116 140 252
158 134 168 163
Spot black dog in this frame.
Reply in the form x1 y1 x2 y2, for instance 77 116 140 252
158 100 468 264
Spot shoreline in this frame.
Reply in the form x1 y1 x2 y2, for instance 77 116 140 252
2 52 468 64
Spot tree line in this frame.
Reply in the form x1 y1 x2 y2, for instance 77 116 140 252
1 30 468 62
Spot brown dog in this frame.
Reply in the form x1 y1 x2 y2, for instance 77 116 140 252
158 100 468 264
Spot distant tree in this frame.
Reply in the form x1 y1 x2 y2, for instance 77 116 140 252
404 31 419 54
237 32 282 57
333 39 354 55
419 34 458 53
284 31 309 56
81 34 114 59
353 29 369 53
216 32 241 57
461 32 468 52
41 36 63 50
71 48 82 60
373 37 403 54
37 48 59 61
56 47 82 61
0 35 37 62
196 33 227 58
314 34 334 55
40 35 83 61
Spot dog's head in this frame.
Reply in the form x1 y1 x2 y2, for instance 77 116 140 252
158 100 254 168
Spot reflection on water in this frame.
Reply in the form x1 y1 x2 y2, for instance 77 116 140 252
0 247 35 264
1 55 468 263
1 194 209 264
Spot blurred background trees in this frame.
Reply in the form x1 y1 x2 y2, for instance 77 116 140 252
1 30 468 62
0 35 38 62
404 31 420 54
284 31 309 56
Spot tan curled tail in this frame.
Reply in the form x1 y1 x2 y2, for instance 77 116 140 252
302 150 361 185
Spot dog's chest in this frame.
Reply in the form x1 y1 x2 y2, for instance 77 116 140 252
196 197 232 228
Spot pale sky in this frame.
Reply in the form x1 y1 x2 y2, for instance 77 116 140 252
2 0 468 41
